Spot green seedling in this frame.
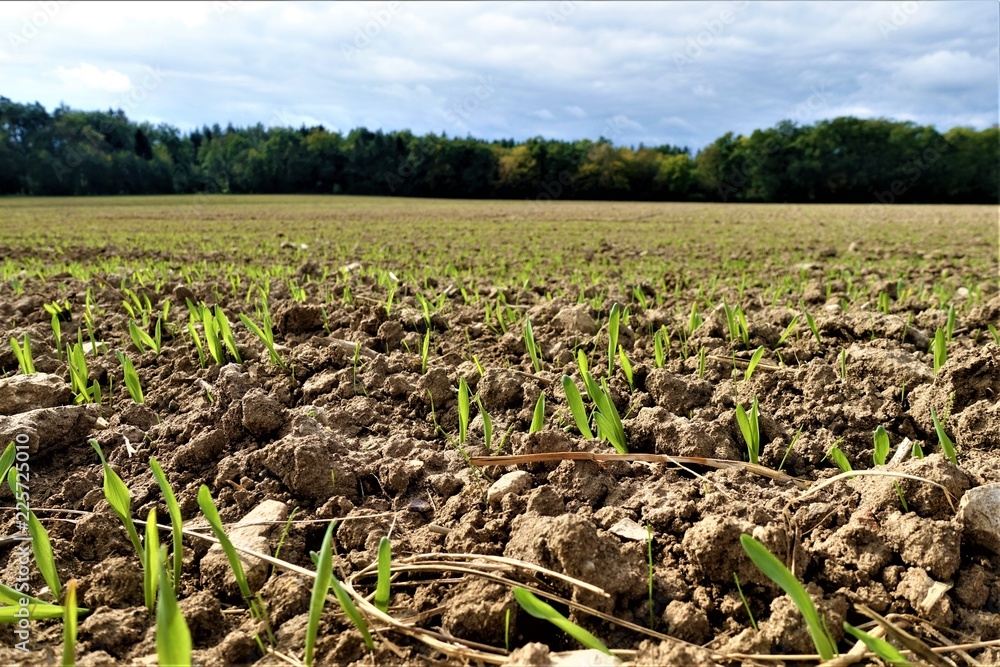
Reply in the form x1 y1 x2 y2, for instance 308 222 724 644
618 345 634 390
874 427 908 512
374 536 392 613
420 328 431 374
505 608 511 652
7 467 60 597
305 521 334 666
944 304 956 342
0 580 69 621
733 573 757 631
90 441 143 558
458 378 470 445
51 312 63 362
513 587 612 656
215 307 241 363
777 426 803 472
0 443 13 481
932 327 946 373
776 315 800 347
740 535 836 660
128 318 162 354
331 576 374 651
698 346 707 378
116 351 144 404
196 486 254 603
911 441 925 458
989 324 999 346
824 441 852 473
10 334 36 374
843 623 911 666
523 316 542 373
562 375 595 440
67 341 97 403
744 346 765 382
607 302 621 376
239 312 286 369
530 392 546 432
475 395 494 452
735 397 761 465
62 580 77 667
653 326 668 368
150 458 184 596
929 407 957 464
582 373 627 453
144 508 160 613
805 311 821 344
156 547 192 667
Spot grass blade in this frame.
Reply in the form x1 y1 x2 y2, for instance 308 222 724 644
90 440 143 559
150 458 184 596
530 392 545 432
304 521 334 666
513 587 612 656
144 508 160 614
331 578 374 651
740 534 835 660
843 623 911 666
196 485 253 602
62 580 77 667
873 426 890 466
458 378 470 445
929 407 957 464
156 546 192 667
374 536 392 614
562 375 595 440
607 302 620 377
744 346 765 382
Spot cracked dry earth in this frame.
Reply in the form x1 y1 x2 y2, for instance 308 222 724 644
0 246 999 665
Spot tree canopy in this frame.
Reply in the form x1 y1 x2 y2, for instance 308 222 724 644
1 96 996 203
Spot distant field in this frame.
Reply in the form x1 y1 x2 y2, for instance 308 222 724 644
1 195 998 665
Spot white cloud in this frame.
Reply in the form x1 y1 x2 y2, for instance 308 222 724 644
532 109 555 120
565 105 586 118
55 63 131 93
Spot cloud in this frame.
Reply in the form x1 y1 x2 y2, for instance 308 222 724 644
55 63 132 93
0 1 994 150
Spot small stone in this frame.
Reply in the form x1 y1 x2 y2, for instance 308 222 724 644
200 499 289 596
0 373 74 415
609 517 650 542
241 389 285 437
488 471 533 507
552 305 598 335
959 483 1000 555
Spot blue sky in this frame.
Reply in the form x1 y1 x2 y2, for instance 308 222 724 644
1 1 997 149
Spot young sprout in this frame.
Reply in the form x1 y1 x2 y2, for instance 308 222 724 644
874 426 908 511
777 426 803 472
420 328 431 374
804 311 821 344
144 508 160 614
618 345 634 390
51 312 63 362
929 407 957 464
10 334 36 375
653 326 668 368
128 318 162 355
744 346 765 382
116 351 144 404
988 324 999 346
62 580 78 667
944 304 956 342
523 316 543 373
305 522 335 666
239 312 286 369
562 375 595 440
90 440 143 559
529 393 546 433
588 378 627 454
607 302 621 376
513 587 612 656
932 328 947 374
156 547 192 667
7 467 60 597
735 397 761 465
843 623 911 666
739 535 836 661
698 346 707 379
733 573 757 631
457 378 470 445
776 314 800 347
475 395 494 452
824 441 852 474
150 458 183 596
374 536 392 614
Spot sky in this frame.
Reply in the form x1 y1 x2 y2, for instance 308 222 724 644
1 1 997 150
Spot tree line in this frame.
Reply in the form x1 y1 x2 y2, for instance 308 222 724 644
1 96 996 203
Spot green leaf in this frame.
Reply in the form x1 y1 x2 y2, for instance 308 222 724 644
843 623 911 666
562 375 594 440
457 378 470 445
739 535 836 661
930 407 957 464
62 580 77 667
156 547 192 667
873 426 890 466
144 508 160 614
0 603 67 621
374 536 392 614
744 346 765 382
90 440 143 559
0 442 15 483
330 578 374 651
150 458 184 596
196 485 252 601
304 521 334 666
530 392 545 433
513 587 613 656
607 303 621 377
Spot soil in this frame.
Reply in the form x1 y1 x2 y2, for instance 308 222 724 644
0 199 998 666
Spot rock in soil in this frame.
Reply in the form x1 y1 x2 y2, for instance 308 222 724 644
0 372 74 415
